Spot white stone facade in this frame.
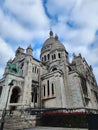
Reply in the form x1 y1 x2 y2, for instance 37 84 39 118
0 31 98 111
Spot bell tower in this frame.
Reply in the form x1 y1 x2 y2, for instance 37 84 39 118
26 44 33 56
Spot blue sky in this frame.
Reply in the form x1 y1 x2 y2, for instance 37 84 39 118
0 0 98 83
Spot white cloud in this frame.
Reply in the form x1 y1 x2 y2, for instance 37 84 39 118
33 48 41 60
0 38 14 63
0 37 14 78
0 68 4 79
65 41 98 65
45 0 76 17
93 66 98 84
45 0 98 45
4 0 49 29
0 0 50 42
0 9 33 41
70 0 98 44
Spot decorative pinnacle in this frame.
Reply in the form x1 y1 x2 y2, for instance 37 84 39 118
73 53 76 57
27 44 33 50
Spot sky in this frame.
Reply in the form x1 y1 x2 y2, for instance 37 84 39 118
0 0 98 84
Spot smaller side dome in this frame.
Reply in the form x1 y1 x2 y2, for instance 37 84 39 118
55 34 58 40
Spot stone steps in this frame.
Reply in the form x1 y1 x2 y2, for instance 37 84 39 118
3 115 36 130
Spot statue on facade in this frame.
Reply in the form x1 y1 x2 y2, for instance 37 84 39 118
7 62 19 74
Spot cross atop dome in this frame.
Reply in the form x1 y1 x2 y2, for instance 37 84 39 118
49 29 53 37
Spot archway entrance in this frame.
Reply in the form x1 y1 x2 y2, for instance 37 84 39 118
9 87 21 111
10 87 21 103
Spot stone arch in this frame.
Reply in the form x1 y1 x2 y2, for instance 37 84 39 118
52 67 57 71
10 86 21 103
50 65 58 72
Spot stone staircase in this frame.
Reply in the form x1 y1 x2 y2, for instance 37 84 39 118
3 114 36 130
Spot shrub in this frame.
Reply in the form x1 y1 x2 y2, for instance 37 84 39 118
40 111 88 128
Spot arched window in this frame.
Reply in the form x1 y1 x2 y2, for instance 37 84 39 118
37 69 39 74
52 83 54 95
52 68 57 71
94 92 98 103
0 86 2 97
81 78 88 96
44 85 45 97
35 67 36 73
47 54 50 60
31 92 34 102
32 67 34 72
47 80 50 96
52 55 54 60
35 92 37 103
54 54 56 59
58 53 61 58
52 54 56 60
44 55 46 61
68 66 72 72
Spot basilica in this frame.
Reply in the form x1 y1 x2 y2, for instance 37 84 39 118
0 31 98 112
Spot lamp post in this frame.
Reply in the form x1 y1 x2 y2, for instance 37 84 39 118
0 80 15 130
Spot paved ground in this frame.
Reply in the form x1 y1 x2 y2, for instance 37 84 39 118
24 127 88 130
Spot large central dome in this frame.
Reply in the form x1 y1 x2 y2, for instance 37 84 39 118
40 31 68 65
41 31 65 55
